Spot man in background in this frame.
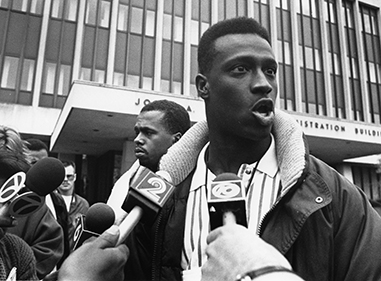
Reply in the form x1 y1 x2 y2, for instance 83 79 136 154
57 160 89 250
107 99 191 224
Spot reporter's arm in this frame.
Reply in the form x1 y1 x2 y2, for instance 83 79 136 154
58 225 129 281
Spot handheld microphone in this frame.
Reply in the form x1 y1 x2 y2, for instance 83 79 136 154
0 157 65 217
73 202 115 250
208 173 247 230
116 168 174 245
25 157 65 196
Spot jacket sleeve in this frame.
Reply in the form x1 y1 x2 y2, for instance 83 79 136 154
7 203 64 279
331 173 381 281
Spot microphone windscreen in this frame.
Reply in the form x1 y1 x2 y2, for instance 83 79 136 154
85 202 115 234
25 157 65 196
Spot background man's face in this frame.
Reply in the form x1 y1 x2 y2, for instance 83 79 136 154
58 165 76 194
134 110 175 171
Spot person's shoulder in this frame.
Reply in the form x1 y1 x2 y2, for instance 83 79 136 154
75 194 89 207
2 233 35 260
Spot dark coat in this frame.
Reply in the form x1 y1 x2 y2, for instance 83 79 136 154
124 111 381 281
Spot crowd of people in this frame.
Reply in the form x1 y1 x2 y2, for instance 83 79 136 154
1 16 381 281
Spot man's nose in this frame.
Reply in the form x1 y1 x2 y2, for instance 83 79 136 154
134 133 144 145
250 71 272 95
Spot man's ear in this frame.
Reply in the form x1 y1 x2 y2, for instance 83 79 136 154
172 132 182 144
196 74 209 100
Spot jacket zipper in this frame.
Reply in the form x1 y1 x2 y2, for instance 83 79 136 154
151 211 163 281
257 197 280 236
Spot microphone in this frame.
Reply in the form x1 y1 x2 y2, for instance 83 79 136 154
116 168 174 245
0 157 65 218
72 202 115 250
25 157 65 196
207 173 247 230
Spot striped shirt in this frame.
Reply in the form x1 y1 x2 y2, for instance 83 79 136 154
181 135 281 273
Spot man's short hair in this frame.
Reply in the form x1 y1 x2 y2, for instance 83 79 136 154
61 160 76 172
198 17 271 75
140 100 191 135
25 138 49 152
0 150 30 180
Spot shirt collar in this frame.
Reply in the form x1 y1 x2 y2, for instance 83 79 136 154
253 134 278 178
189 135 278 191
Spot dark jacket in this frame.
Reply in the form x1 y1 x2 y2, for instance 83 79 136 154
7 202 64 279
50 191 70 268
125 111 381 281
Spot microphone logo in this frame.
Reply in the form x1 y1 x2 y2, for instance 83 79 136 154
131 168 175 207
73 216 84 243
208 179 245 202
0 172 25 203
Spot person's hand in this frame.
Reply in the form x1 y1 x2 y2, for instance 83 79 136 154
201 224 291 281
58 225 129 281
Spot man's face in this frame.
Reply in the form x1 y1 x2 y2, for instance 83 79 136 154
27 149 48 165
134 110 176 172
199 33 278 141
58 165 76 194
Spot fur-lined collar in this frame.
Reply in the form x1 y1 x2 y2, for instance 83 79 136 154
159 110 307 192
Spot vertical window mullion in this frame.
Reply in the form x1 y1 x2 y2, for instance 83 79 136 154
139 0 147 89
299 0 309 113
124 0 132 86
369 11 381 124
169 0 175 92
360 7 374 123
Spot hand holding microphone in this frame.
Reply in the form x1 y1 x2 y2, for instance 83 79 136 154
116 168 174 245
207 173 247 229
72 202 115 250
59 225 129 281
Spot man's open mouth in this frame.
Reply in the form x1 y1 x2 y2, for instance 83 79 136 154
251 98 275 126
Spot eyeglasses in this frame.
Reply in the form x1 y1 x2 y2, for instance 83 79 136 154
64 174 75 181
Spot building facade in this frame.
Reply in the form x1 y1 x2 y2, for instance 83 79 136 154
1 0 380 203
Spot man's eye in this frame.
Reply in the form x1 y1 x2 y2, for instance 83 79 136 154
265 68 277 76
232 65 248 73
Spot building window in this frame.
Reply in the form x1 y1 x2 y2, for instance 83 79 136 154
20 59 35 91
51 0 77 21
190 0 211 97
0 5 41 105
160 0 184 94
0 0 43 14
352 165 381 200
113 0 156 90
343 1 363 121
276 0 295 111
42 62 56 94
324 0 345 119
360 5 381 124
40 1 77 108
219 0 247 21
1 56 18 89
297 0 326 116
253 0 270 35
81 0 111 84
